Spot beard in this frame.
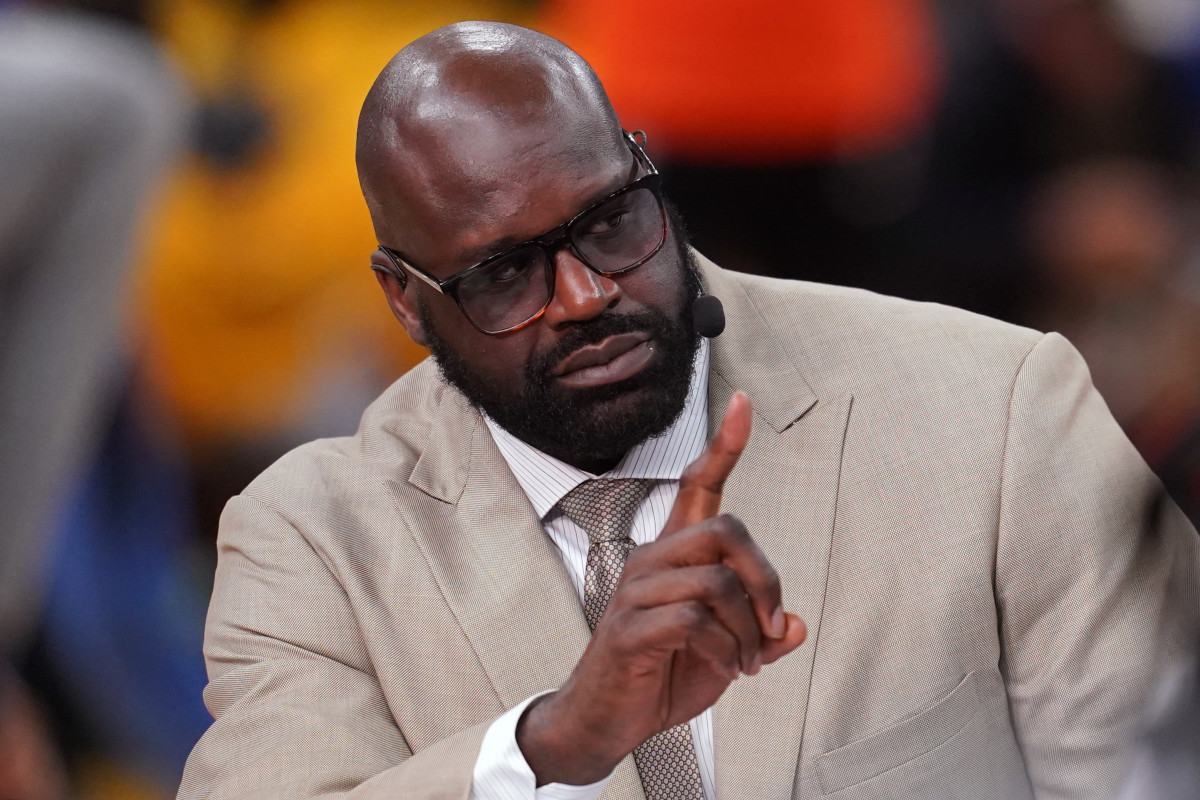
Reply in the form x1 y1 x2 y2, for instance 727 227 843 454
421 208 705 471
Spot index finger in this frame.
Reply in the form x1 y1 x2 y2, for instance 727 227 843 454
662 392 751 537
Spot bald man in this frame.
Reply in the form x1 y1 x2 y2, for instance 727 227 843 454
179 22 1199 800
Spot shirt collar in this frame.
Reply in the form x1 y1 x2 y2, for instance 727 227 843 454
485 338 711 519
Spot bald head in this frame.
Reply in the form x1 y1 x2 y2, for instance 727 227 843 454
354 23 698 471
356 22 625 253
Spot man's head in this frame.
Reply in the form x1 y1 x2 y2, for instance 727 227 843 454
356 22 702 473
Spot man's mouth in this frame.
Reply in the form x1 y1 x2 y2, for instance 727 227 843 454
550 332 655 389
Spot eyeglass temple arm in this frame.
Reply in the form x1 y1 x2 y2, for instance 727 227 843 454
373 253 454 295
624 129 657 174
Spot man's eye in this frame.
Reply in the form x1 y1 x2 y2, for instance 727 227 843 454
585 208 629 236
474 255 538 294
490 259 530 283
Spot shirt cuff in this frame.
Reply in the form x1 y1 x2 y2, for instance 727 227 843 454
470 691 613 800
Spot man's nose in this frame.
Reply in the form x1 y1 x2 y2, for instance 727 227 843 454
541 249 621 328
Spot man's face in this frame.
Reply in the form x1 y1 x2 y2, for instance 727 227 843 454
422 212 702 470
376 129 701 471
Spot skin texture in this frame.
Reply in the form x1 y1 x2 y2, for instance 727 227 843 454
356 21 805 787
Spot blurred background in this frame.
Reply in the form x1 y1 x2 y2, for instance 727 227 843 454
1 0 1198 797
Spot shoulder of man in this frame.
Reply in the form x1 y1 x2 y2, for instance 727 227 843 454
703 258 1048 402
233 357 469 529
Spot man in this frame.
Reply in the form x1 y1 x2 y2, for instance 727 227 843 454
179 21 1200 800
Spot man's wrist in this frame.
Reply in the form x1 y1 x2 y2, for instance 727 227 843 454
516 690 623 787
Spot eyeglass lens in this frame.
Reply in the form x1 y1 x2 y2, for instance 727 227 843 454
456 185 665 333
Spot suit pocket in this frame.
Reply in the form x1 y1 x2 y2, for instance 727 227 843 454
814 670 985 795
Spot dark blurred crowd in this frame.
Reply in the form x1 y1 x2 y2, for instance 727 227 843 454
1 0 1198 797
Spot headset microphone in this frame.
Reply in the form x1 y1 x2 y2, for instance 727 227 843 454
692 295 726 338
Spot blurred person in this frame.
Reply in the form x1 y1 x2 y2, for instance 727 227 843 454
1026 159 1200 526
0 1 186 798
852 0 1197 324
0 0 185 677
178 22 1200 800
990 0 1192 165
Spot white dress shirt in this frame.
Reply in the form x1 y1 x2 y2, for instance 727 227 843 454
470 339 716 800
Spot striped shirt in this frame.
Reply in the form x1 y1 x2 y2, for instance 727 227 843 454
471 338 716 800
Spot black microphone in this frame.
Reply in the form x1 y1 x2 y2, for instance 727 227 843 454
692 295 725 338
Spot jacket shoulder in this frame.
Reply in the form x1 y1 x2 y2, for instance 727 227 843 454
724 270 1046 398
238 358 450 520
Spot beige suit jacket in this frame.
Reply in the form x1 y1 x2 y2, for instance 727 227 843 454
179 256 1200 799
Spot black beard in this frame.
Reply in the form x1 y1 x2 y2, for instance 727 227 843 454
422 218 704 472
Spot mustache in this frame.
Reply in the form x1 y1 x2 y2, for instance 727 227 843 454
526 310 675 388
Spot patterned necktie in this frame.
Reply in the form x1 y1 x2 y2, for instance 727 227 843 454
557 479 706 800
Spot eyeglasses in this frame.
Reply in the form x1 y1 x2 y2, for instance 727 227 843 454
373 130 667 335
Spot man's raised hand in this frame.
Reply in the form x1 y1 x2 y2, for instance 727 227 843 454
661 391 806 660
518 393 806 786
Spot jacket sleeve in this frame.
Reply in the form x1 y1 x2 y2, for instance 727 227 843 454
995 332 1200 798
178 494 486 800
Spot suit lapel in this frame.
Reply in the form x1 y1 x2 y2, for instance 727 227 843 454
402 386 648 799
702 260 850 798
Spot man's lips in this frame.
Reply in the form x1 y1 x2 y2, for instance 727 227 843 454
551 332 655 389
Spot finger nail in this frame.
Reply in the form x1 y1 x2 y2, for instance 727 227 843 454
770 607 785 638
751 652 763 675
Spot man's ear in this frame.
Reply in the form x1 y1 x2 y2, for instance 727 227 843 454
372 256 430 348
